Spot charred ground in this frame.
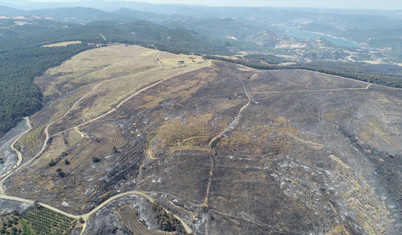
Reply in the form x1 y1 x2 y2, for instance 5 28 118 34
1 45 401 234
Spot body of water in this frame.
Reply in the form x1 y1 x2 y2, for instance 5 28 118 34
286 27 360 48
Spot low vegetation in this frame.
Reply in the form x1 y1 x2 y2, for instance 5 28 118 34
0 214 22 235
0 207 74 235
22 207 75 235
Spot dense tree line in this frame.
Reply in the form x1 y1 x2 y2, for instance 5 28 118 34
0 21 231 55
204 55 402 88
244 53 289 65
0 44 93 137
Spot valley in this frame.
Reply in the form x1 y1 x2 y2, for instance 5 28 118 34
0 45 400 234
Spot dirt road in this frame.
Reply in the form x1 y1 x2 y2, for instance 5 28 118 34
0 73 194 234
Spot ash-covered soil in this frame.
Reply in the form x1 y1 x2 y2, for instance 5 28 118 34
4 60 401 234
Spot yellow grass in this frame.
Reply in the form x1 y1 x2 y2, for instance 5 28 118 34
116 205 166 235
324 110 348 122
41 41 82 47
8 44 213 211
16 126 44 150
35 45 211 120
33 135 66 167
64 123 124 170
361 118 385 139
362 60 384 65
149 114 213 154
68 128 83 147
329 154 391 234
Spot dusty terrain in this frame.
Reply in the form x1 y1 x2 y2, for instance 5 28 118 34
0 45 400 234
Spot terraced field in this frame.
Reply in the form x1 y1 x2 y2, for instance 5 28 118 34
1 45 401 234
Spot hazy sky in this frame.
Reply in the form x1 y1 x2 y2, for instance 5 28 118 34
28 0 402 10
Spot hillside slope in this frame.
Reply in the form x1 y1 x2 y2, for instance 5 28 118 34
1 45 400 234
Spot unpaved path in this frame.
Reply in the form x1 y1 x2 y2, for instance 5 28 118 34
0 117 31 189
0 190 193 235
78 190 192 235
98 33 107 41
1 61 384 234
204 76 252 235
208 76 252 148
0 81 107 189
56 71 189 136
251 84 373 95
0 71 195 234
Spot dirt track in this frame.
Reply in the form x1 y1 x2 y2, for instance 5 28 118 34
0 62 196 234
1 56 401 235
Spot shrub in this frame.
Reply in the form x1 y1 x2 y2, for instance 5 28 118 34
58 171 66 178
48 160 56 167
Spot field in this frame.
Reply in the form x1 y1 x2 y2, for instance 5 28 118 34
23 207 75 235
0 207 75 235
2 45 401 234
41 41 83 48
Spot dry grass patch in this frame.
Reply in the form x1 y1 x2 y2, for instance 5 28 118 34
148 114 213 155
41 41 82 47
63 123 125 170
116 205 165 235
32 134 67 168
324 110 348 122
68 128 83 147
35 45 210 122
16 126 44 151
329 154 392 234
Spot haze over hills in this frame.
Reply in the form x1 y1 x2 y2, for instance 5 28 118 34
0 1 401 235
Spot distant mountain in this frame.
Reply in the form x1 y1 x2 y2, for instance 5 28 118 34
110 8 165 20
0 6 27 16
29 7 107 21
0 6 175 23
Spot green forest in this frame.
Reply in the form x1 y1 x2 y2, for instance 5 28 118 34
0 44 93 137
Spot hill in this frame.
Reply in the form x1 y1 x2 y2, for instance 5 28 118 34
0 19 232 139
1 45 401 234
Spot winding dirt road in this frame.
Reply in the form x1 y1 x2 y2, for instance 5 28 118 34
0 81 107 189
0 71 195 234
0 60 385 235
0 117 31 191
0 190 193 235
204 75 253 235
